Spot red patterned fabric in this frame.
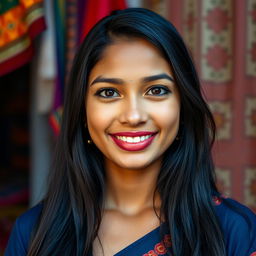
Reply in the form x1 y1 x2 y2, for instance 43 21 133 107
0 0 46 76
80 0 127 41
168 0 256 212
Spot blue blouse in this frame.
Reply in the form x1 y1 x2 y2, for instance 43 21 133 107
4 197 256 256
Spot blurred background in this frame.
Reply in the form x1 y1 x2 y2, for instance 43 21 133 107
0 0 256 253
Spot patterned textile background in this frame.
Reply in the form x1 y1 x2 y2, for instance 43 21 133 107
0 0 45 75
166 0 256 212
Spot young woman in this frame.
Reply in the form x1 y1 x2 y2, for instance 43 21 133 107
5 8 256 256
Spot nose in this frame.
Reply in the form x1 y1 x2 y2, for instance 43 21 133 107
119 96 147 126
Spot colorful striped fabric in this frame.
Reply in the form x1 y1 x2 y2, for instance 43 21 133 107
0 0 46 76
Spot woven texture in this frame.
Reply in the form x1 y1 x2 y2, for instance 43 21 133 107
167 0 256 212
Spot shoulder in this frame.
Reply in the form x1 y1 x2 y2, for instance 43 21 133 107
214 197 256 229
4 204 43 256
214 197 256 256
15 203 43 232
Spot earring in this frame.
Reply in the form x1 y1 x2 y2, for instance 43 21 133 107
84 122 92 144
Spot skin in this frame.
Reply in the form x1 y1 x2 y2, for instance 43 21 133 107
86 38 180 256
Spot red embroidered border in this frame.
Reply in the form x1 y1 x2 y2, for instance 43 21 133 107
142 234 171 256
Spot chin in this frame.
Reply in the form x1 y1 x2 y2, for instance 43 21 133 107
115 157 159 171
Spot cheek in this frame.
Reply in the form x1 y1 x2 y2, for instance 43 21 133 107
86 97 115 135
150 100 180 132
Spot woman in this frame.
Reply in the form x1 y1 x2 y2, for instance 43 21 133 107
5 8 256 256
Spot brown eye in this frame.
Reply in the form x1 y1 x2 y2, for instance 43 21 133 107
146 86 170 96
151 88 161 95
105 89 115 97
96 88 120 98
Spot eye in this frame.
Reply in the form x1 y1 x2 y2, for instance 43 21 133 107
95 88 120 98
146 86 170 96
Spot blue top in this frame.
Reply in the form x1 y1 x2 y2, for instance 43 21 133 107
4 197 256 256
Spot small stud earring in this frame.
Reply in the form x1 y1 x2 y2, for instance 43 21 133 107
84 123 92 144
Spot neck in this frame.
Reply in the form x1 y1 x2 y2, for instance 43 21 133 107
104 158 162 216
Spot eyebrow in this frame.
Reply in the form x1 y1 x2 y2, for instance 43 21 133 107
89 73 174 86
142 73 174 83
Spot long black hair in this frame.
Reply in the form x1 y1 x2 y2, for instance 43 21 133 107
28 8 226 256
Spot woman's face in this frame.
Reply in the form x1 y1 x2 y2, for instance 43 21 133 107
86 38 180 170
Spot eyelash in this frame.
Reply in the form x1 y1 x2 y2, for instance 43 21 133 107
95 86 171 98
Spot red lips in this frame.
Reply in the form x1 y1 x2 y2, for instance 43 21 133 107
109 131 158 151
111 131 157 137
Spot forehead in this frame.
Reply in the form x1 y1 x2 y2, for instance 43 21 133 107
88 38 172 82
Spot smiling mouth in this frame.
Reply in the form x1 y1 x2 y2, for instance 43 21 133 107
109 132 158 151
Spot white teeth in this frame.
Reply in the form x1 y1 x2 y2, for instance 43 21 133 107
115 135 153 143
134 137 140 143
127 137 133 143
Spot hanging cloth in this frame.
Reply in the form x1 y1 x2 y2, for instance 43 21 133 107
0 0 46 76
80 0 127 41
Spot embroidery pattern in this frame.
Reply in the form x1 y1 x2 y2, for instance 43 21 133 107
143 234 171 256
143 197 223 255
213 196 223 205
201 0 233 82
